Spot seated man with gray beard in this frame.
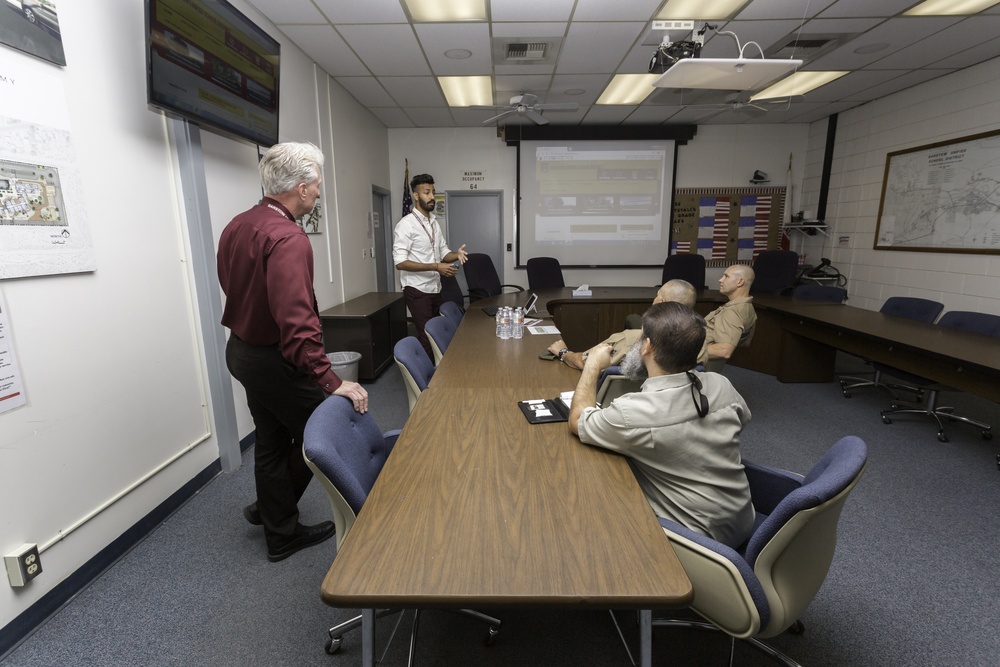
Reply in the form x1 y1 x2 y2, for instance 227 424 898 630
568 301 755 548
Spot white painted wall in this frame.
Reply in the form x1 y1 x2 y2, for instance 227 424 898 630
0 0 385 632
388 124 809 290
795 57 1000 314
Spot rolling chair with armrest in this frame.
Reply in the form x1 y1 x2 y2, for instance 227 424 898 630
703 322 756 374
839 296 944 399
439 300 464 326
644 436 868 667
526 256 565 290
791 284 847 303
880 310 1000 447
303 395 501 663
393 336 434 412
750 250 799 295
662 253 707 290
463 253 524 302
424 314 457 365
440 274 467 311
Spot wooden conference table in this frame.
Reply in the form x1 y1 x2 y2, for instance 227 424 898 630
320 301 694 666
481 287 1000 404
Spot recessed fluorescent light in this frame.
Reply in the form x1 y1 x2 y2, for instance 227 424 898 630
656 0 749 20
751 71 847 100
597 74 660 105
903 0 1000 16
438 76 493 107
404 0 486 22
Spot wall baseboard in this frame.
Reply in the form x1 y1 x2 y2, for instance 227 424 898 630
0 432 256 659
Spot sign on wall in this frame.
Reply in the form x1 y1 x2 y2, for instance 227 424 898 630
461 169 487 190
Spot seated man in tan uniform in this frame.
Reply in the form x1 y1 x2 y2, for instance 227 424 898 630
700 264 756 370
546 279 697 370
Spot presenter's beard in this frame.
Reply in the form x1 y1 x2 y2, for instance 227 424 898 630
620 339 648 383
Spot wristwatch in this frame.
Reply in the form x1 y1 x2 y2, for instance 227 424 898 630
558 348 569 362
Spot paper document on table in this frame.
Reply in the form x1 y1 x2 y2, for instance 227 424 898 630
528 325 560 335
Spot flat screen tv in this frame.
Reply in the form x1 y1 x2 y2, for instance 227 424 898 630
145 0 280 147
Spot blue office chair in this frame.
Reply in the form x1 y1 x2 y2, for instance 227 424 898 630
839 296 944 399
791 284 847 302
303 396 500 660
880 311 1000 444
393 336 435 412
463 253 524 303
647 436 868 667
526 256 565 290
662 253 707 290
439 300 464 326
750 250 799 295
424 314 457 365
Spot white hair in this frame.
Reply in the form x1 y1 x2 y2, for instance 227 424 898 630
259 142 324 196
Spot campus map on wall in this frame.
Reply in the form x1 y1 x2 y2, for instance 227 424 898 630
670 186 787 265
0 160 66 226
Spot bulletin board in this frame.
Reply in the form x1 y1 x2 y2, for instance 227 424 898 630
670 186 787 265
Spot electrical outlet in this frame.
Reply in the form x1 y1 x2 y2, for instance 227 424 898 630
652 20 694 32
5 543 42 587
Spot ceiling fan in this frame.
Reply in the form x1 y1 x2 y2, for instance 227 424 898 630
691 91 800 123
472 93 578 126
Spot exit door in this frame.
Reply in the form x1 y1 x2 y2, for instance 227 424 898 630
445 190 504 297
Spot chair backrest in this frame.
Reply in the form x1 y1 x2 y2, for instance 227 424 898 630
750 250 799 294
439 300 464 326
662 253 706 290
303 396 398 550
393 336 435 412
526 256 565 290
660 436 867 640
440 274 466 310
938 310 1000 338
595 365 642 407
424 315 457 365
879 296 943 323
791 284 847 302
463 253 503 301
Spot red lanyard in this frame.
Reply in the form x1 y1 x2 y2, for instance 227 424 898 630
415 212 435 250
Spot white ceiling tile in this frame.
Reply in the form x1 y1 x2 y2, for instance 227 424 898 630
492 23 568 38
338 24 431 75
490 0 576 22
313 0 409 23
369 107 414 127
245 0 326 24
494 63 556 76
582 105 638 123
405 107 459 127
815 0 915 19
279 25 368 76
572 0 663 22
379 76 449 106
808 17 961 72
869 16 1000 71
736 0 836 20
624 105 682 123
704 20 806 57
556 22 646 74
334 77 397 106
415 23 493 75
547 74 612 104
495 75 554 94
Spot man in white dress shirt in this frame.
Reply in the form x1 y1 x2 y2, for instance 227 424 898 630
392 173 468 359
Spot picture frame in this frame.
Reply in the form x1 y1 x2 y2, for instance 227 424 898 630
874 128 1000 254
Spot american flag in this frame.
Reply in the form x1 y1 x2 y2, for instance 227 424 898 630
401 158 412 217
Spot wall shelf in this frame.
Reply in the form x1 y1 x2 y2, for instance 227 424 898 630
784 220 828 237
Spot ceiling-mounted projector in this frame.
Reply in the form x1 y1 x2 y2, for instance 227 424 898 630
648 39 702 75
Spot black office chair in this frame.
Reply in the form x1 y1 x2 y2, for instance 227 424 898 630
463 253 524 302
647 436 868 667
662 253 706 290
750 250 799 295
303 396 501 661
526 256 565 290
839 296 944 399
440 274 467 310
880 311 1000 445
791 284 847 302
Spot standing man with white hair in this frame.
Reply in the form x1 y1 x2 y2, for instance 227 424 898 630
218 141 368 562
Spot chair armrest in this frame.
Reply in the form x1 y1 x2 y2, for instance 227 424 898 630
383 430 402 451
501 284 525 293
743 460 803 515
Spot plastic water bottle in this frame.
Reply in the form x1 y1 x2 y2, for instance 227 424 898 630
499 307 511 339
496 308 503 338
512 306 524 339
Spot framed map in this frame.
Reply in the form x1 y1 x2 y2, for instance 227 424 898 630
874 129 1000 254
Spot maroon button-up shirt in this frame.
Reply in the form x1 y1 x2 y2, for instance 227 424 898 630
218 197 341 393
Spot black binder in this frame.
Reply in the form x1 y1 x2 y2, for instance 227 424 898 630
517 396 571 424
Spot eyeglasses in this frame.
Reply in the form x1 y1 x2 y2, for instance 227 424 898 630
686 371 709 418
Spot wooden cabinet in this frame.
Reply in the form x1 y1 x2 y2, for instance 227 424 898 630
319 292 406 381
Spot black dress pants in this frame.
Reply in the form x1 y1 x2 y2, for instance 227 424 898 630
404 285 441 360
226 335 325 541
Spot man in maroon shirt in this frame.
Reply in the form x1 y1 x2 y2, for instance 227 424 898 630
218 142 368 562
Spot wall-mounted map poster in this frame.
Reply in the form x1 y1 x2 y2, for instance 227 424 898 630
875 129 1000 254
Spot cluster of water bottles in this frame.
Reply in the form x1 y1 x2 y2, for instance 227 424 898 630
495 306 525 339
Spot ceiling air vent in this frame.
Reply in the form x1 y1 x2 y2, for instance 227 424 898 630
767 34 855 62
505 42 547 61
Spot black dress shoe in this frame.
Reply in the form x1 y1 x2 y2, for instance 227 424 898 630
244 503 262 526
266 522 336 562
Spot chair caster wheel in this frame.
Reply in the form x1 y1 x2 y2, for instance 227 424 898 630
937 432 948 443
787 620 805 635
881 415 892 424
326 637 343 655
983 431 993 440
484 625 500 647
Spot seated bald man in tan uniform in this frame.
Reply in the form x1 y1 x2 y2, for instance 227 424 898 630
547 279 697 370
